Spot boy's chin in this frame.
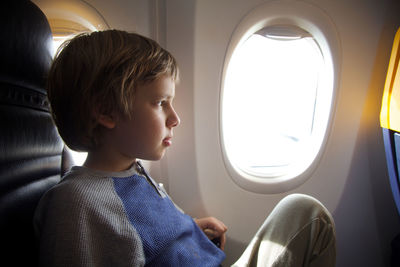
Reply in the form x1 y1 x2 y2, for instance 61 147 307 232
154 152 166 161
142 151 166 161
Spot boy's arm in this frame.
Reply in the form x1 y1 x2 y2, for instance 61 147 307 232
194 217 228 250
34 179 146 267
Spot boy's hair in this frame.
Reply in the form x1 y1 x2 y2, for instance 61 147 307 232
47 30 178 151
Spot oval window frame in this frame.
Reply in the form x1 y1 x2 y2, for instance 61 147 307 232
33 0 109 33
33 0 109 56
219 1 341 194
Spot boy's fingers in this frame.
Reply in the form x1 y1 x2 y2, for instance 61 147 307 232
195 216 228 249
204 228 226 250
204 228 217 239
203 217 227 233
220 232 226 250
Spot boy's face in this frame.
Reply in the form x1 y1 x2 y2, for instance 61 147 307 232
109 75 180 162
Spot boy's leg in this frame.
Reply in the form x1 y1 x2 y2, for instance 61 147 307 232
232 194 336 267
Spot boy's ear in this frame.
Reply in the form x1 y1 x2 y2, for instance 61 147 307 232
97 114 116 129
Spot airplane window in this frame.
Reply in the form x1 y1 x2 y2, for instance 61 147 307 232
52 35 75 56
51 19 91 56
221 24 334 186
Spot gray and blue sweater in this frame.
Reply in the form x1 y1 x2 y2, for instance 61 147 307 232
34 163 225 266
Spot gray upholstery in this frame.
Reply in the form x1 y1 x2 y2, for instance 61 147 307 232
0 1 71 265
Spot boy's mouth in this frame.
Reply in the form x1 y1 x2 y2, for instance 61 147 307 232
163 137 172 146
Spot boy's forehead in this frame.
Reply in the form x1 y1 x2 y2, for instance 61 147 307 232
137 76 176 97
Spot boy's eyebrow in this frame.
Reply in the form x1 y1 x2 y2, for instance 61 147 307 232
153 91 175 99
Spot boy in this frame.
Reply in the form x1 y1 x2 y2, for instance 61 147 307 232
34 30 227 267
34 30 336 266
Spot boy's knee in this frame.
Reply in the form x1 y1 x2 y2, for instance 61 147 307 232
279 194 323 209
262 194 336 266
274 194 334 227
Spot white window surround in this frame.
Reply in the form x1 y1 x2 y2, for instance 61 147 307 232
33 0 109 34
33 0 109 56
219 1 341 194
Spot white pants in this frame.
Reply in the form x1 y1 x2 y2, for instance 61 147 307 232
232 194 336 267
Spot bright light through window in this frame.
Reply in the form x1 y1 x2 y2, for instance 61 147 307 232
69 149 88 166
52 36 72 56
222 27 329 178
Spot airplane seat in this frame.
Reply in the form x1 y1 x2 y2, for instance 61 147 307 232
0 1 73 266
380 27 400 267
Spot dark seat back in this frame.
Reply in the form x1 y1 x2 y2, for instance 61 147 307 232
0 1 71 265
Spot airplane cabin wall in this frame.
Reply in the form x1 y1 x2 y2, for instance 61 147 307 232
163 0 400 266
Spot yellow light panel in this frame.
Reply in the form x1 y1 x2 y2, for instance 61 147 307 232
381 27 400 131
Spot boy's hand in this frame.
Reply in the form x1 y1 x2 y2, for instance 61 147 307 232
194 217 228 250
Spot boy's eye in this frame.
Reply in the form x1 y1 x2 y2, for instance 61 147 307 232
155 100 166 107
154 98 173 107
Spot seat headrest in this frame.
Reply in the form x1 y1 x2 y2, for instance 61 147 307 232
0 1 53 93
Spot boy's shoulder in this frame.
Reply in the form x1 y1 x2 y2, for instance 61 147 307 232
37 166 139 215
59 165 137 192
34 166 145 236
33 165 147 266
47 167 112 200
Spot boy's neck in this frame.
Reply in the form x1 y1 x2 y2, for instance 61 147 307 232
83 151 136 173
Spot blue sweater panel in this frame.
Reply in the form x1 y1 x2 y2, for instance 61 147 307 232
112 174 225 266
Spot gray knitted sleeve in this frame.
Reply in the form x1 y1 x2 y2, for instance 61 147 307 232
34 173 146 267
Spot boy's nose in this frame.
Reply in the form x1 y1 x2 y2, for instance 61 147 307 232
167 109 180 128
